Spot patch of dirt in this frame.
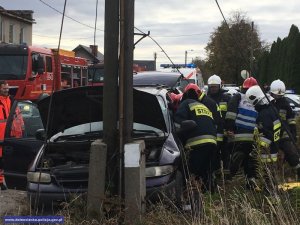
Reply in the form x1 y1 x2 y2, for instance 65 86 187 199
0 189 29 218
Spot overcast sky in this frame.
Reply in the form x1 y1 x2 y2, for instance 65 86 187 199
1 0 300 67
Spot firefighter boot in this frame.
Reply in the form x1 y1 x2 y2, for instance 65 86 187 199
246 177 262 192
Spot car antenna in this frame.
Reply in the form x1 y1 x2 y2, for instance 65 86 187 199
215 0 299 149
134 26 188 90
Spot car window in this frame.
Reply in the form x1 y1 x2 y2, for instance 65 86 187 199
9 102 44 138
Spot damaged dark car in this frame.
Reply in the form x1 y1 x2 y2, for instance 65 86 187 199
3 86 185 206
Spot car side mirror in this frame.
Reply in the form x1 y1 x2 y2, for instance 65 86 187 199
35 129 46 141
37 55 45 75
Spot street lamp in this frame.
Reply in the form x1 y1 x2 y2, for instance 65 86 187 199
185 49 194 67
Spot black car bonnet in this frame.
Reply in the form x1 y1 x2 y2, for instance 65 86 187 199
37 86 167 138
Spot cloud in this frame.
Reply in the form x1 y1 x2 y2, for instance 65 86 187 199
1 0 300 65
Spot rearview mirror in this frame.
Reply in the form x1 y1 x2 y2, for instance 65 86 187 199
37 55 45 75
35 129 46 141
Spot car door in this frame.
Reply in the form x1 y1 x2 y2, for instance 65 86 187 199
2 100 44 190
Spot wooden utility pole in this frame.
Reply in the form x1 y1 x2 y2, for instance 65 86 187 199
119 0 135 197
103 0 120 195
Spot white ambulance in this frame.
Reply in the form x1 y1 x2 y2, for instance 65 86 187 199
159 63 204 90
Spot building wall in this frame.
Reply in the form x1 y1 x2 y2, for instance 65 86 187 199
0 14 32 45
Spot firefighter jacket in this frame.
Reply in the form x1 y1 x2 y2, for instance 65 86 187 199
273 97 296 140
0 96 11 157
255 104 281 163
174 98 217 148
199 92 223 142
207 90 231 142
225 93 258 143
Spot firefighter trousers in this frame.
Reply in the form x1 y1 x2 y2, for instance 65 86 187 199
188 144 217 193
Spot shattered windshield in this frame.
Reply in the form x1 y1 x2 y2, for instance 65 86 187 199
0 55 28 80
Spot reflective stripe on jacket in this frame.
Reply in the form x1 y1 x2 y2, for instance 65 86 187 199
185 135 217 148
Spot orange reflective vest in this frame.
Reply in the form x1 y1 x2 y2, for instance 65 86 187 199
0 96 11 157
10 106 24 138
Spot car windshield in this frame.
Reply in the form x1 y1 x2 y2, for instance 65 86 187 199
0 55 28 80
52 122 166 141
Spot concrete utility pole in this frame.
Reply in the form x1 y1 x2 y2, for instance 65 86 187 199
87 140 107 217
103 0 120 196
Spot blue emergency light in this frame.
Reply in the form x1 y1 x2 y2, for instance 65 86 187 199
160 63 196 68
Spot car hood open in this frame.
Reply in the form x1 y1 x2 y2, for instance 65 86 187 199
38 86 167 138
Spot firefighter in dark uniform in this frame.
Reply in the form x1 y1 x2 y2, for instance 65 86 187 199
246 85 281 191
175 83 217 192
225 77 258 182
207 74 231 172
269 79 300 177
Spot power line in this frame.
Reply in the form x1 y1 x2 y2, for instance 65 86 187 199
33 33 94 40
153 32 211 38
38 0 104 32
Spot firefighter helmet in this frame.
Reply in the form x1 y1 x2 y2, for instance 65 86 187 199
243 77 258 89
270 79 286 95
246 85 268 106
208 74 222 86
184 83 201 95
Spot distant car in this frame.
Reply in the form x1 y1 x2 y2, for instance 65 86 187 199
3 86 185 207
222 84 240 93
133 71 193 92
285 93 300 116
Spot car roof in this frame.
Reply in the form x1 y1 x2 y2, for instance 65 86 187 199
133 71 182 88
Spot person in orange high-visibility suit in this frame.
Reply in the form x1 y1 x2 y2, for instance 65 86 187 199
10 106 25 138
0 80 11 190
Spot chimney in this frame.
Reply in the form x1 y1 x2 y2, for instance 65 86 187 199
90 45 98 57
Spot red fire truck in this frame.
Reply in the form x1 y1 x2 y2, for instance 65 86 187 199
0 43 88 101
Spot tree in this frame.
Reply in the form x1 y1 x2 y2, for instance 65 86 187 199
192 57 211 82
205 11 264 84
256 24 300 92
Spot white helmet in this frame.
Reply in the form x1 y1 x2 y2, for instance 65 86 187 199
246 85 268 106
208 74 222 86
270 79 286 95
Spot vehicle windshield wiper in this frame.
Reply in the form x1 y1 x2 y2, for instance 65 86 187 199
132 129 160 137
54 133 85 142
54 131 101 142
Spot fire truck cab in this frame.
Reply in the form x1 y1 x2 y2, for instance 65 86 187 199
0 43 88 101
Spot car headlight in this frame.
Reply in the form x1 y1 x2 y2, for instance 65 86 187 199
27 172 51 183
145 165 174 178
